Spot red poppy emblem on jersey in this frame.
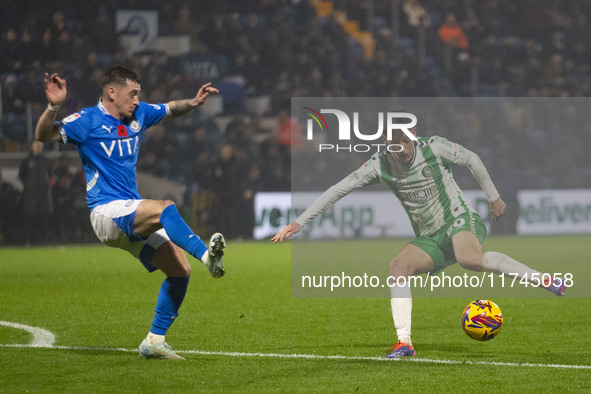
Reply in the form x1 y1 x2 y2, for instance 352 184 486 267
117 125 128 137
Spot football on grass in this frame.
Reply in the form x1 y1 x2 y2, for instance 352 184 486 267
461 299 503 341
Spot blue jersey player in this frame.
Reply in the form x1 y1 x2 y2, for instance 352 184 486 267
36 67 224 360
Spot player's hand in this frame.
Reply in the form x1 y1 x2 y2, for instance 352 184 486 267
190 82 219 106
490 198 506 221
271 223 302 243
44 73 67 106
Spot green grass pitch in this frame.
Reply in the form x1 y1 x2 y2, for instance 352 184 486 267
0 236 590 392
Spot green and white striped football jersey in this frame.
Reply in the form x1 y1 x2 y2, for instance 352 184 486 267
295 136 500 237
350 136 477 236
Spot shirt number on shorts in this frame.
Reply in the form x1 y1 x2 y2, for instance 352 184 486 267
447 218 466 237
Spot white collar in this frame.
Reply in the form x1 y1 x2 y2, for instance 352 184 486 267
97 99 109 116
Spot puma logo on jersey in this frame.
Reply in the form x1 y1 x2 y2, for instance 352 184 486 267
99 136 139 157
101 125 113 133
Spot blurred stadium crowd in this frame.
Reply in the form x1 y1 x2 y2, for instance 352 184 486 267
1 0 591 243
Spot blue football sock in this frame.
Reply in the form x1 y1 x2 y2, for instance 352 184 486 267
150 276 190 336
160 204 208 260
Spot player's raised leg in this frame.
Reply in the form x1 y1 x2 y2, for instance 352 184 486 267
386 244 434 358
138 241 191 360
135 199 225 278
452 231 566 296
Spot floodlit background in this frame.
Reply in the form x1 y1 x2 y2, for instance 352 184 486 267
2 1 591 245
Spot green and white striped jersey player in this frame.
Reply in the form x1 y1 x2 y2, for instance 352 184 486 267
295 135 498 239
272 127 567 359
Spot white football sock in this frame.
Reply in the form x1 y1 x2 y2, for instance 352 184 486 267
482 251 540 282
146 332 165 345
201 251 210 265
389 280 412 345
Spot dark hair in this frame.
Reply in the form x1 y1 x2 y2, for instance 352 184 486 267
102 66 141 87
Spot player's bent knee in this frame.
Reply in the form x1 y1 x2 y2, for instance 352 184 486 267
173 247 191 277
160 200 175 210
152 242 192 277
390 257 412 277
162 260 191 278
456 255 483 271
177 263 191 277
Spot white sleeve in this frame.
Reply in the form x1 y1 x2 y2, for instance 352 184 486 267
295 159 380 227
433 136 500 203
457 149 501 203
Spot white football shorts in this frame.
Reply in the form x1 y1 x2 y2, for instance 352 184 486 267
90 199 170 272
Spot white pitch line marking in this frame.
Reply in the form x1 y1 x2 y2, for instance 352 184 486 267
179 349 591 369
0 321 56 347
0 342 589 370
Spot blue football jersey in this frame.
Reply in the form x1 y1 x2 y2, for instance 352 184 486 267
57 100 169 209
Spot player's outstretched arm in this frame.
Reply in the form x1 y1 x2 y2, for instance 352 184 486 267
489 198 506 222
455 147 502 209
167 82 219 117
271 174 365 243
271 223 302 243
36 73 67 143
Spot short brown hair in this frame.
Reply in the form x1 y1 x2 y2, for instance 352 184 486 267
102 66 141 87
